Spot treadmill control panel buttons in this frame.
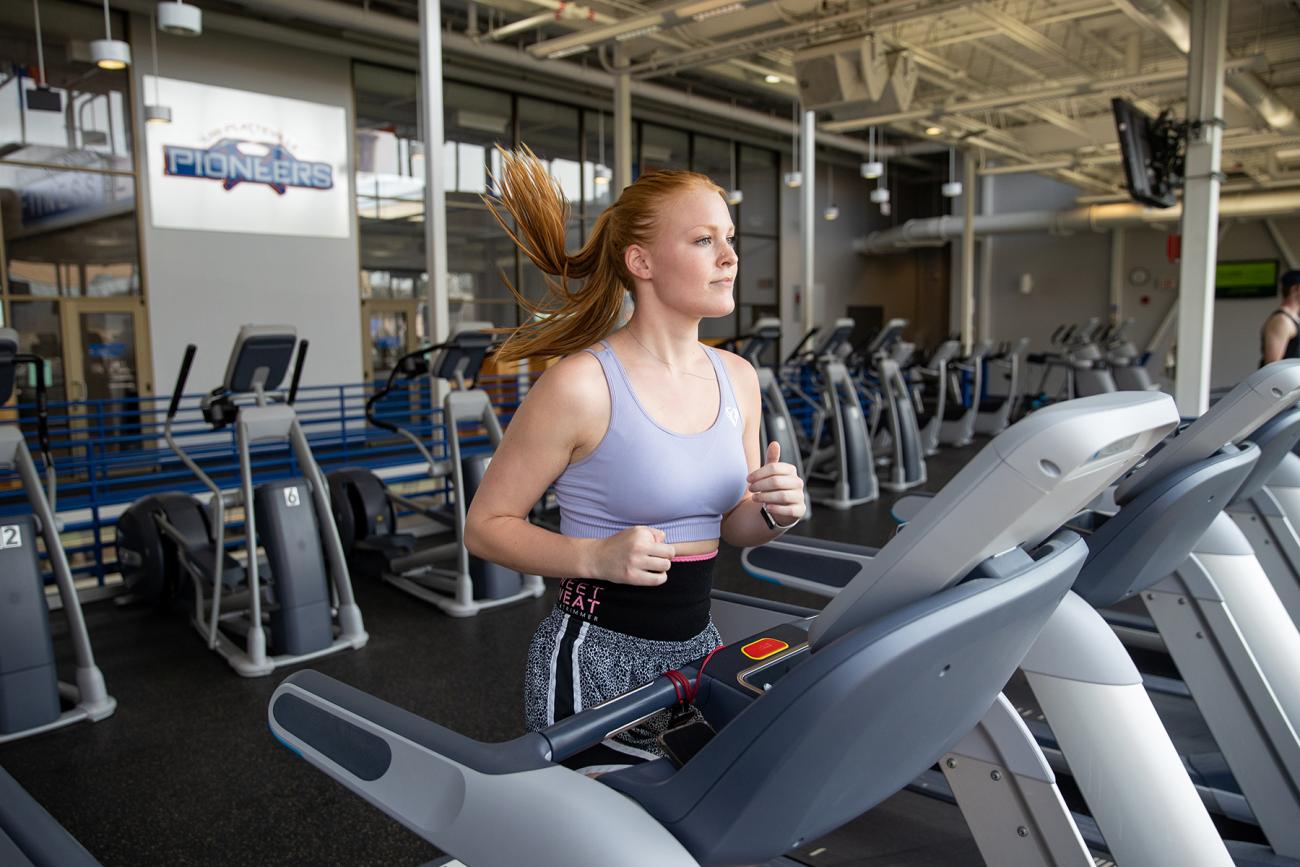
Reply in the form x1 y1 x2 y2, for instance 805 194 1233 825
741 637 789 660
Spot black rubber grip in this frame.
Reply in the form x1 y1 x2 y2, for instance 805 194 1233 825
288 340 308 405
169 345 197 419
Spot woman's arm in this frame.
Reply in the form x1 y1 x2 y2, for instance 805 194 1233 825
465 354 674 585
719 353 806 548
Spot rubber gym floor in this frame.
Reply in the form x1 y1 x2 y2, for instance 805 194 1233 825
1 440 1026 867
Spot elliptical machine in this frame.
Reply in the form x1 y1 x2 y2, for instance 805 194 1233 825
0 328 115 742
327 323 543 617
116 326 367 677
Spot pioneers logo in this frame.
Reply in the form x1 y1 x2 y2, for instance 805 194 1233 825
163 138 333 194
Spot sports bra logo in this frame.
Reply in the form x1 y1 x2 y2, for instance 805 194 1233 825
725 406 740 427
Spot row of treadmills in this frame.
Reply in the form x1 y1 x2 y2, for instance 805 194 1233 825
9 333 1300 865
264 363 1300 865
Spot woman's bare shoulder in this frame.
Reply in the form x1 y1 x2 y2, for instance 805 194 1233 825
523 348 610 418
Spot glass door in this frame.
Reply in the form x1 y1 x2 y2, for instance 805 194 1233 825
62 297 151 455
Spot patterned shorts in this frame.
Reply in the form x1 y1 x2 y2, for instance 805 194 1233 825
524 606 723 765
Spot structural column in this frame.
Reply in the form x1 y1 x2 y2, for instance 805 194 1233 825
960 151 976 355
419 0 449 351
800 109 816 337
613 54 633 193
1174 0 1228 415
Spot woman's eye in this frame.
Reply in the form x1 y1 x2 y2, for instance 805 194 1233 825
696 236 712 245
726 237 736 247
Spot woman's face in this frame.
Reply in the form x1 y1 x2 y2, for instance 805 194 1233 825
630 184 738 319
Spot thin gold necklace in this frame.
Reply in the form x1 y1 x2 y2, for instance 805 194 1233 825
623 328 715 382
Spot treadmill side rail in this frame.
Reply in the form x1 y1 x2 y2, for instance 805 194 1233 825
269 675 698 866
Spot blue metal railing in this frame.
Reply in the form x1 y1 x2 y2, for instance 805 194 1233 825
0 373 528 586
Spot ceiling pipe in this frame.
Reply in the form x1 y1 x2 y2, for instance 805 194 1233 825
855 189 1300 254
1118 0 1300 135
132 0 938 159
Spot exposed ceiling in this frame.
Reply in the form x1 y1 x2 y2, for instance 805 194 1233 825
239 0 1300 196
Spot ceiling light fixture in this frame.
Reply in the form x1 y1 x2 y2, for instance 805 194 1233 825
144 10 171 124
546 44 590 60
91 0 131 69
593 112 610 186
614 25 661 42
726 141 743 205
785 100 802 188
823 160 838 220
941 146 962 198
764 73 781 84
157 1 201 37
860 126 882 179
925 125 943 136
691 2 744 22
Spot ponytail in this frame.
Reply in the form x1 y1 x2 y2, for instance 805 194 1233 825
482 145 724 363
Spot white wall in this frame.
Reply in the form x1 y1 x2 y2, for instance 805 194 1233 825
131 18 362 397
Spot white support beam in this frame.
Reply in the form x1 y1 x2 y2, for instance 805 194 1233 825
1109 229 1125 324
801 109 816 337
419 0 449 356
1174 0 1228 415
613 57 633 193
961 151 977 355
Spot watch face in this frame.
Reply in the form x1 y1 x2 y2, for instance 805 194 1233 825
1129 267 1151 287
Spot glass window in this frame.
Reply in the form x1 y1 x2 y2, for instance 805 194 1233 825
738 236 777 307
0 10 134 172
9 300 65 403
582 110 613 225
640 124 689 173
738 145 778 236
355 64 424 300
692 135 732 190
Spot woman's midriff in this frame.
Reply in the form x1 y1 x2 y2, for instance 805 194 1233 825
674 538 719 556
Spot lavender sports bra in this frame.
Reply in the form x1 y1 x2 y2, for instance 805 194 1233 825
553 341 750 545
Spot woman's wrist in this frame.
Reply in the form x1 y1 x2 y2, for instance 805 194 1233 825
759 502 800 532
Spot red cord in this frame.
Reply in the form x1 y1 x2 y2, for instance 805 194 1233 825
664 670 690 705
691 645 725 704
663 644 727 707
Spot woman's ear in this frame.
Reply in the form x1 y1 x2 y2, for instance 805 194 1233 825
625 244 652 280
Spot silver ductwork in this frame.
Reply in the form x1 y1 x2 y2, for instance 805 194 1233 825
1120 0 1300 135
855 190 1300 254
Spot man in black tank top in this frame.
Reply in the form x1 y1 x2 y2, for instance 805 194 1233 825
1261 270 1300 367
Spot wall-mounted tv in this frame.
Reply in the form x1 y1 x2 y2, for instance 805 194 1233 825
1216 260 1280 299
1112 98 1181 209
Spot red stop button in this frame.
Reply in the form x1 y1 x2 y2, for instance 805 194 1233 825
741 637 789 660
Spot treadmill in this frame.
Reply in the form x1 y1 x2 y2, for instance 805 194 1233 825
747 361 1300 863
268 391 1204 866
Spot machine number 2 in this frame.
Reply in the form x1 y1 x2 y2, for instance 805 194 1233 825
283 487 301 508
0 525 22 549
